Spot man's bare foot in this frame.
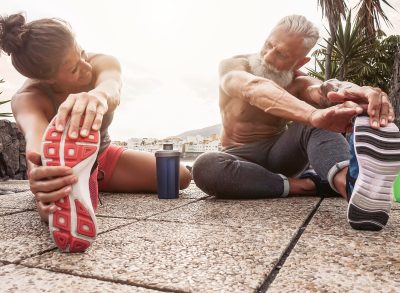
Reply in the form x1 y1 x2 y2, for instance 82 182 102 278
333 167 348 199
288 177 316 196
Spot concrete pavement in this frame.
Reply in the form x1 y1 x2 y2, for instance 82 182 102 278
0 181 399 292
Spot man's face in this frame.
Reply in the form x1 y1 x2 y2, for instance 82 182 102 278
260 27 308 72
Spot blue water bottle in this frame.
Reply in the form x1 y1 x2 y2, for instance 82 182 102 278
155 144 180 199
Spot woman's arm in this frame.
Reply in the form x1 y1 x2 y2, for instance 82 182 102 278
55 54 122 138
12 91 53 157
12 91 77 221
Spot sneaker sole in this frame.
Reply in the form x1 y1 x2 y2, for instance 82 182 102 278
41 120 100 252
347 116 400 231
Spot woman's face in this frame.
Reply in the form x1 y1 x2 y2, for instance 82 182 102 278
53 43 93 88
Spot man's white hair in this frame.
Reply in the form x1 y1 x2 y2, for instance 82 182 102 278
272 15 319 51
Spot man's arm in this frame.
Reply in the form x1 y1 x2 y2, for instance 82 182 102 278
219 57 317 125
293 75 394 128
219 57 363 133
288 75 329 108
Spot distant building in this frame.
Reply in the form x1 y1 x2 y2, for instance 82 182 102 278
125 132 221 154
204 140 221 152
112 141 127 147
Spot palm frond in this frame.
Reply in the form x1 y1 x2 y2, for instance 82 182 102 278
0 99 11 106
354 0 395 37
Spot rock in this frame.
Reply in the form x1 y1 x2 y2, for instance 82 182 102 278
0 120 27 180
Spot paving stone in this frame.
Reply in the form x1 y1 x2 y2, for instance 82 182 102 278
97 193 196 219
179 182 210 199
0 211 134 263
0 191 36 210
0 208 26 216
0 180 29 193
306 198 400 237
149 197 320 229
22 220 297 293
268 230 400 292
0 264 158 292
268 198 400 292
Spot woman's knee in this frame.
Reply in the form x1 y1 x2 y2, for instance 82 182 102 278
179 165 192 190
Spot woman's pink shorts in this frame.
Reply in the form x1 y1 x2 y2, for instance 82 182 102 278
97 144 125 191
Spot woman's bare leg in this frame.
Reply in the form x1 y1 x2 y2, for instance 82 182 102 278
102 150 191 193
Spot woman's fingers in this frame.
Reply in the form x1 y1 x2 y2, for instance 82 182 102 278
30 173 77 193
55 95 76 132
35 185 72 204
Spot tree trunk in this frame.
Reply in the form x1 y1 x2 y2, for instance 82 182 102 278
325 37 332 81
324 22 337 81
389 47 400 127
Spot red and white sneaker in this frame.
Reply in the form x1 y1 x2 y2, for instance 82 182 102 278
41 120 100 252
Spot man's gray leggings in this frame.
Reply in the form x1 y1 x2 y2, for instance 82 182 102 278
192 122 350 198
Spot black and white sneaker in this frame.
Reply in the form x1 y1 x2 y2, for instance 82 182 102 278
347 115 400 231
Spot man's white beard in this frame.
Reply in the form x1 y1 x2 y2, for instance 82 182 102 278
248 53 294 88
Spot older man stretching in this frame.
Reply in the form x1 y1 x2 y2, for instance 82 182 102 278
192 15 400 231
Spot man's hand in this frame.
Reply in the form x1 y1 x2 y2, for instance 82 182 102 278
27 151 77 222
309 101 363 133
55 92 108 139
327 84 394 129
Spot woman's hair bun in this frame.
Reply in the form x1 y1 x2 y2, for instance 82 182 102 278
0 13 28 55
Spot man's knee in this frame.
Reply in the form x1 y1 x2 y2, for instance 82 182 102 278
192 152 226 195
192 152 221 184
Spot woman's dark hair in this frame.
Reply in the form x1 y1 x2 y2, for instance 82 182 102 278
0 13 75 79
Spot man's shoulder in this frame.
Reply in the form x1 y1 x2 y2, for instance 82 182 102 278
221 54 251 64
219 54 252 76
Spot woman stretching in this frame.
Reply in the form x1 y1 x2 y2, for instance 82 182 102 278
0 13 191 252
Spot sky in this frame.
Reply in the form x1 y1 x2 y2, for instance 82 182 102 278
1 0 399 140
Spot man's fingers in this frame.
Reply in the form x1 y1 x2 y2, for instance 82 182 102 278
81 102 97 136
367 91 382 129
327 89 363 103
35 185 72 204
379 103 390 126
335 107 358 117
326 91 345 103
341 100 361 109
30 174 77 193
379 93 392 126
337 101 363 114
388 106 395 122
55 96 76 132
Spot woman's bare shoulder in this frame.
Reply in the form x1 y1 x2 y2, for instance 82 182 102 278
12 80 54 116
87 52 120 66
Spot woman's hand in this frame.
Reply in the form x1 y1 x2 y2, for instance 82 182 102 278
54 92 108 139
27 151 77 222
